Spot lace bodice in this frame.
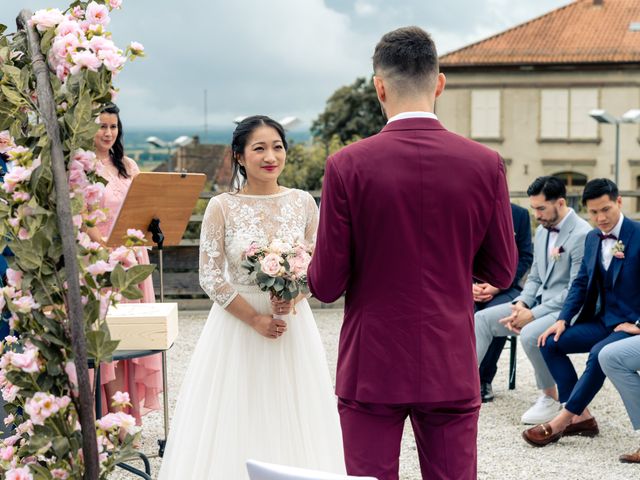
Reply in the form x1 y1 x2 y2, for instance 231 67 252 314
199 188 319 307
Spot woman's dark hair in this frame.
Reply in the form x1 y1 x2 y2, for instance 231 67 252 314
100 103 128 178
526 176 566 201
229 115 287 192
581 178 619 206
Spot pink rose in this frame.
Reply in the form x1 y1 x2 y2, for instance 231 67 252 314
87 260 113 276
244 242 260 258
88 35 117 56
10 348 40 373
0 131 15 154
260 253 284 277
12 191 31 203
85 208 107 225
108 246 136 268
85 2 111 26
5 466 33 480
72 149 98 172
100 50 126 72
51 470 69 480
70 50 101 75
96 412 118 430
71 7 85 19
5 269 22 289
288 250 311 277
126 228 146 241
83 183 105 207
129 41 145 56
55 18 82 37
0 445 14 461
2 166 33 193
109 0 123 9
30 8 65 32
2 384 20 402
111 391 130 406
12 294 40 314
17 228 30 240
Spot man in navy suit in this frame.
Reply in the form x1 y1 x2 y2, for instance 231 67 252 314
523 178 640 446
476 203 533 402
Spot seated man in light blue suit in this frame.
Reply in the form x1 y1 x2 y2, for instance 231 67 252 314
599 329 640 463
475 176 591 424
525 179 640 447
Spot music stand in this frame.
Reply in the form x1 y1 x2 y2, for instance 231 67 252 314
106 171 206 457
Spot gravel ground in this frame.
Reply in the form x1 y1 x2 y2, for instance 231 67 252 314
111 309 640 480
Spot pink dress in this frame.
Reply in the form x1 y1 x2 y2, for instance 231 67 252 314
96 157 163 424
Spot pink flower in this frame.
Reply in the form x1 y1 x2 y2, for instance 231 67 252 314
4 336 17 345
72 214 83 228
613 251 625 259
55 63 70 82
30 8 65 32
87 260 113 276
55 19 82 37
71 6 85 19
12 294 40 314
244 242 260 258
70 50 101 75
111 391 130 406
108 246 136 268
85 208 108 226
0 131 15 154
83 183 105 207
100 50 126 72
129 41 145 56
96 413 118 430
10 348 40 374
2 166 33 193
2 384 20 402
0 445 15 461
5 466 33 480
260 253 284 277
288 249 312 277
17 228 30 240
88 35 117 56
85 2 111 26
126 229 146 241
72 149 98 172
24 392 61 425
5 269 22 289
109 0 123 9
12 191 31 203
3 413 14 425
51 470 69 480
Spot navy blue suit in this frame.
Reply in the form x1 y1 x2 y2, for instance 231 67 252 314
479 203 533 383
541 216 640 415
0 155 11 339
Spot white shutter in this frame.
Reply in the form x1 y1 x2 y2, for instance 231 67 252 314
570 89 599 139
471 90 501 138
540 90 569 139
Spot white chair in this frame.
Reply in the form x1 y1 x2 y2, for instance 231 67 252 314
246 459 378 480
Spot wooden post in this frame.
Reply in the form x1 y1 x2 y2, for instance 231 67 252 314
17 10 99 480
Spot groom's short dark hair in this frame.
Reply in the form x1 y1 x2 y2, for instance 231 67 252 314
373 26 438 93
581 178 619 205
527 176 566 201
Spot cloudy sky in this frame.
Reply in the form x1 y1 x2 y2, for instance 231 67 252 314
1 0 571 129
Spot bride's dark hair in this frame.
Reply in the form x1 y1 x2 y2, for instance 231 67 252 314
229 115 288 192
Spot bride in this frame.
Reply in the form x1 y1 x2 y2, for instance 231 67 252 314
158 116 345 478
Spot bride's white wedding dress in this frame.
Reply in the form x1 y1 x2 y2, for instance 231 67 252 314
158 188 345 479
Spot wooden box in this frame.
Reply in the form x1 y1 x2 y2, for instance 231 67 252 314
106 303 179 351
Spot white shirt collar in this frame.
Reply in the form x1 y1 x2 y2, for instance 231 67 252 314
600 213 625 238
387 111 438 124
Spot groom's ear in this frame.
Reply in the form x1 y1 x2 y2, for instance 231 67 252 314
373 75 386 103
434 73 446 98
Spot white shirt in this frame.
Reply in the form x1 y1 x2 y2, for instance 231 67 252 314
386 111 438 123
600 213 624 271
547 209 574 259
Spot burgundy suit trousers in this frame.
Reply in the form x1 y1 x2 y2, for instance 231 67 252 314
338 397 479 480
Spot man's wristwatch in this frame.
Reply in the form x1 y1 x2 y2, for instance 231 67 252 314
635 319 640 329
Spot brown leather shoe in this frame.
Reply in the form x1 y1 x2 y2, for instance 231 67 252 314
522 423 562 447
563 417 599 437
619 448 640 463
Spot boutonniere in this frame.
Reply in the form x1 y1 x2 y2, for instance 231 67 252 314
551 246 565 261
612 240 625 259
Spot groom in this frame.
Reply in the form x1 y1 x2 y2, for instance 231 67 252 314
309 26 517 480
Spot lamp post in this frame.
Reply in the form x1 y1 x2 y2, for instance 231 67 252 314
146 135 194 172
589 109 640 185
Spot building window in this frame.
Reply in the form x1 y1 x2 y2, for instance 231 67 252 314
471 90 501 139
540 89 599 140
554 171 588 211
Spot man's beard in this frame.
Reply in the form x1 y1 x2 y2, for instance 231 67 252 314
541 208 560 228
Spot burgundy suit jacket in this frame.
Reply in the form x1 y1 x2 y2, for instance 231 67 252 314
308 117 517 404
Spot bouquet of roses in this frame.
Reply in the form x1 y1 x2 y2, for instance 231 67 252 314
241 239 313 304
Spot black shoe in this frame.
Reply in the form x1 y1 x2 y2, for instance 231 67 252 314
481 382 494 403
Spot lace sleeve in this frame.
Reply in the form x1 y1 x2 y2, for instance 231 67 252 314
304 192 319 246
199 197 238 307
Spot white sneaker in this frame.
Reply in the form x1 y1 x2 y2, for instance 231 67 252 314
521 395 562 424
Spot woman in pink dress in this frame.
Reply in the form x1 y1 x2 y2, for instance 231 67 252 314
89 103 162 424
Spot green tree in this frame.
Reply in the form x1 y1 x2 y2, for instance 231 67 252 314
311 77 385 144
279 136 346 191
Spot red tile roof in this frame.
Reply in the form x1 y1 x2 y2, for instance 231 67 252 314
440 0 640 67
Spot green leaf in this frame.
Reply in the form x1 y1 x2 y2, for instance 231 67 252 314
52 435 71 458
86 328 119 362
110 263 127 290
1 64 22 86
120 285 144 300
39 28 55 53
0 24 7 35
124 264 155 288
1 84 25 106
